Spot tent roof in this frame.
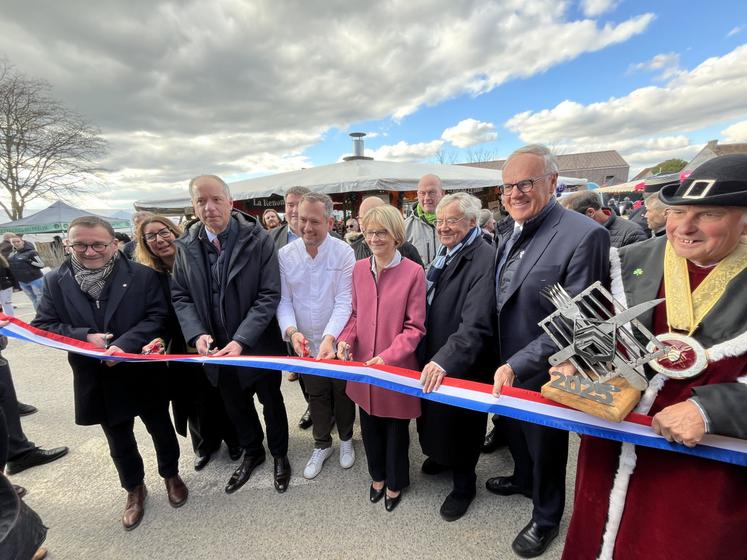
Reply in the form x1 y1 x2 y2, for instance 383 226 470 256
0 201 130 234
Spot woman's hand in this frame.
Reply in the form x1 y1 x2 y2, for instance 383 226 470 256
337 341 352 361
365 356 384 366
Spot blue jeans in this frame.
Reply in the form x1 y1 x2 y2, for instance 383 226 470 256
19 277 44 311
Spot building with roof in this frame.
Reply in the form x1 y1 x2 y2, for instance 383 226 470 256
683 139 747 173
462 149 630 186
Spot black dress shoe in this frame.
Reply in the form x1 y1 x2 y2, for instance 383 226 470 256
6 446 69 475
298 407 312 430
17 402 37 416
194 453 211 471
439 490 475 521
485 476 532 498
369 484 385 503
482 426 507 453
511 520 559 558
384 491 401 512
273 456 291 493
421 457 449 475
225 452 265 494
13 484 27 499
228 446 243 461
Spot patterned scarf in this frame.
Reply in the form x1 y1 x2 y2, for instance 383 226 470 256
426 226 481 305
70 251 118 300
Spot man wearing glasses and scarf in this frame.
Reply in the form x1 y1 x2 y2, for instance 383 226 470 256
31 216 185 531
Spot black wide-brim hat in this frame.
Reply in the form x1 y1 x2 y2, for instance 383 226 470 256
659 154 747 207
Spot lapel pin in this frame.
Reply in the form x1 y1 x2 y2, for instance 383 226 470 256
122 283 128 287
633 268 643 276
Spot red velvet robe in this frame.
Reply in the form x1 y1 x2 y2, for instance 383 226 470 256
562 263 747 560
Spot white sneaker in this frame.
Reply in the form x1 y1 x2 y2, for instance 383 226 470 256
303 447 334 479
340 439 355 469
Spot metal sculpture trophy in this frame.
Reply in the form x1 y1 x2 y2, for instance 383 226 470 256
539 281 669 422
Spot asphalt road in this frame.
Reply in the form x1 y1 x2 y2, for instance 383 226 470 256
4 293 577 560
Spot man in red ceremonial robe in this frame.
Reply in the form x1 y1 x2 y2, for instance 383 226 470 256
562 154 747 560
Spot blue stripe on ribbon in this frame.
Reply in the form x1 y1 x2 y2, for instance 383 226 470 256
3 327 746 467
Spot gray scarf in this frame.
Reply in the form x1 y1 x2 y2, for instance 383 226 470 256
70 252 118 300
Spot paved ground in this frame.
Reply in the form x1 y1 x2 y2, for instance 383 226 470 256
4 293 577 560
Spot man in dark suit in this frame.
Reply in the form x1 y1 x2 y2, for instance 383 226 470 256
31 216 186 531
489 145 610 558
171 175 291 494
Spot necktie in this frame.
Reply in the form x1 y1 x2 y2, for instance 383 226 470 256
496 226 521 277
212 237 221 253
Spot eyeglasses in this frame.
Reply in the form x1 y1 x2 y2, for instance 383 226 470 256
69 240 114 253
664 208 729 224
498 173 552 195
434 216 466 227
363 230 390 240
144 227 174 242
346 224 357 230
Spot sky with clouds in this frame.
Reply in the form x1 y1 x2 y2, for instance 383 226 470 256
1 0 746 213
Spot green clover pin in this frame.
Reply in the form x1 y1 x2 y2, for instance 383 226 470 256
633 268 643 276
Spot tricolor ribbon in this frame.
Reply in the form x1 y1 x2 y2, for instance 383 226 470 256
2 316 745 467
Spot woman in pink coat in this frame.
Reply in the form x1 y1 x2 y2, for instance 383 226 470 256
336 205 426 512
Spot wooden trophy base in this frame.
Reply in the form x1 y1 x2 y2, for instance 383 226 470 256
541 374 641 423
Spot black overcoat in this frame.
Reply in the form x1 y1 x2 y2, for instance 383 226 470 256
170 211 285 387
31 256 170 426
416 238 496 467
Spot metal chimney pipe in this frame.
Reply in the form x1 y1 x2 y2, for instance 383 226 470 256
343 132 373 161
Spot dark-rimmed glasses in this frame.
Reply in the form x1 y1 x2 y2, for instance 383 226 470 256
143 228 174 242
498 173 552 195
69 240 115 253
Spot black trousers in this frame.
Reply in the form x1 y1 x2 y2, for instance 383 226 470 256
359 409 410 491
0 358 35 462
182 366 238 455
217 366 288 458
303 374 355 449
100 404 180 491
506 417 569 528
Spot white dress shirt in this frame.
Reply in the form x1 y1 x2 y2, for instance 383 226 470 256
277 234 355 356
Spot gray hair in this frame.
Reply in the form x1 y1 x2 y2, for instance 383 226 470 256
300 192 334 217
478 208 493 227
563 191 601 214
507 144 559 175
286 186 311 200
437 192 482 222
188 175 232 199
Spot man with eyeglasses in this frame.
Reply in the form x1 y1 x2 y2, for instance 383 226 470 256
405 174 445 269
32 215 185 531
489 145 610 558
562 154 747 560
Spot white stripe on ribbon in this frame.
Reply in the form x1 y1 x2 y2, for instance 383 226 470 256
2 319 746 467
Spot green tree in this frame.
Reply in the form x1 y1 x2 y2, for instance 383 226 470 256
0 62 107 220
651 158 687 175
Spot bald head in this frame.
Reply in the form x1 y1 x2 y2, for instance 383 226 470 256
416 174 444 213
358 196 385 219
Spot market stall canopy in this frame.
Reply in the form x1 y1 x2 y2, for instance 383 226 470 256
0 201 130 234
596 180 645 194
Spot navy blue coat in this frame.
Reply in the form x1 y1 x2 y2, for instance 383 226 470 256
31 255 170 426
495 202 610 391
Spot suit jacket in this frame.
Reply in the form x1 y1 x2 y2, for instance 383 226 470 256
31 256 169 426
171 211 285 386
339 256 425 419
616 236 747 438
496 201 610 391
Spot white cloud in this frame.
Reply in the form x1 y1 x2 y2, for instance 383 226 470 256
363 140 445 163
441 119 497 148
580 0 620 18
628 52 682 80
0 1 654 209
727 26 743 38
506 44 747 147
721 120 747 142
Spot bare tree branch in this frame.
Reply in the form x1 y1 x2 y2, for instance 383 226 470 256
0 61 107 220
